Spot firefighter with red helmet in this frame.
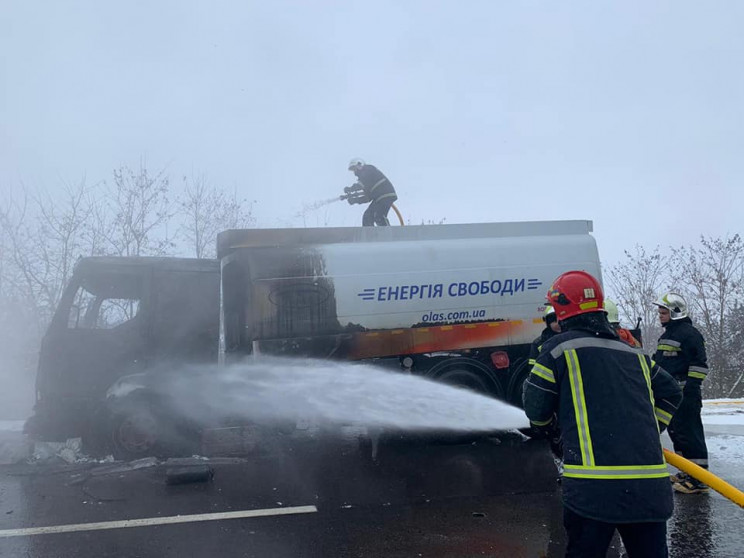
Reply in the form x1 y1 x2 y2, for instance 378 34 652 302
653 292 710 494
523 271 682 557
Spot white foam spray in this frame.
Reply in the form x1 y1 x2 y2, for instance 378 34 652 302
294 196 343 219
161 357 529 432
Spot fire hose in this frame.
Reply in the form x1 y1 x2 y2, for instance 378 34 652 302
664 448 744 508
390 204 404 226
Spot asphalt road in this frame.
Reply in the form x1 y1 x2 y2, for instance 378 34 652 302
0 425 742 558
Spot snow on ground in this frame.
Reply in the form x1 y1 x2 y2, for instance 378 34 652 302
702 399 744 425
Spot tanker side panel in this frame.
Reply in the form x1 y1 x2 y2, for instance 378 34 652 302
233 231 601 359
324 234 600 342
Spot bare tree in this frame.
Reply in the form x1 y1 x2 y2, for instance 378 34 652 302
179 174 255 258
97 164 175 257
0 180 95 328
670 235 744 397
0 181 95 418
725 303 744 397
605 245 670 353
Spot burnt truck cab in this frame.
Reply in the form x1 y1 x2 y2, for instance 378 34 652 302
28 256 220 442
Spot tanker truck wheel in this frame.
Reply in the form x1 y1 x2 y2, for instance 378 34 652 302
425 357 505 444
506 359 541 440
107 396 198 461
506 359 530 408
429 357 505 399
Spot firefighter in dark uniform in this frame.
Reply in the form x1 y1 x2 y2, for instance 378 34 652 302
653 292 710 494
523 271 682 557
528 305 564 469
528 305 561 368
345 158 398 226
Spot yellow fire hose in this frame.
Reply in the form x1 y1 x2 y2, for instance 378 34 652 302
391 203 404 226
663 448 744 508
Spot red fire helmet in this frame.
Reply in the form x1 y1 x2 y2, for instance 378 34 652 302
546 270 604 321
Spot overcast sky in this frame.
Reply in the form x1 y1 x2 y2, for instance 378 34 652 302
2 0 742 267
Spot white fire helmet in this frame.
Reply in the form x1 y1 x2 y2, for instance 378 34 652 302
543 305 557 324
603 299 620 324
654 292 688 320
348 158 365 170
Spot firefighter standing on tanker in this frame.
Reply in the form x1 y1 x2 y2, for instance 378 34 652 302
653 292 710 494
344 159 398 226
523 271 682 557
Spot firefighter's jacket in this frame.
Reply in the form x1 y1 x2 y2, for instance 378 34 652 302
355 165 397 203
653 317 708 389
528 327 558 367
523 329 682 523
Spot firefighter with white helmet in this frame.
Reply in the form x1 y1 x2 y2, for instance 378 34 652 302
344 159 398 226
523 271 682 557
653 292 710 494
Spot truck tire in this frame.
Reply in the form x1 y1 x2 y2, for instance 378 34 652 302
506 359 542 439
107 397 198 461
507 358 530 408
423 358 505 444
428 357 505 399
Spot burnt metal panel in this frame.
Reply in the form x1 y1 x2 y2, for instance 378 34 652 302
226 246 342 343
216 221 594 259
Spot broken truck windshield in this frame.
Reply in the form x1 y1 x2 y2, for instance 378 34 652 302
67 273 142 330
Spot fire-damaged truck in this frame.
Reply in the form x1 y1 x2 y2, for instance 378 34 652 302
27 220 602 458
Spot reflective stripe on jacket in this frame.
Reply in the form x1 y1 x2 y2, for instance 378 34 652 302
653 317 709 385
355 165 397 203
528 326 558 367
523 329 682 523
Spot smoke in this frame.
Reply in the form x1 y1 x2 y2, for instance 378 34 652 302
0 296 39 421
150 357 530 433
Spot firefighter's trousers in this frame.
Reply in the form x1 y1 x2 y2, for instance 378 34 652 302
563 508 668 558
667 384 709 468
362 198 395 226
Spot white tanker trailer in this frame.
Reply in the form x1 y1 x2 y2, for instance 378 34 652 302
218 220 601 406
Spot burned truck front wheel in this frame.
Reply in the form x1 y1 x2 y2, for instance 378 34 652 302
106 396 198 461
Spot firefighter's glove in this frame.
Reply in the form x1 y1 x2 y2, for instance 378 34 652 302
530 415 559 439
528 424 549 440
